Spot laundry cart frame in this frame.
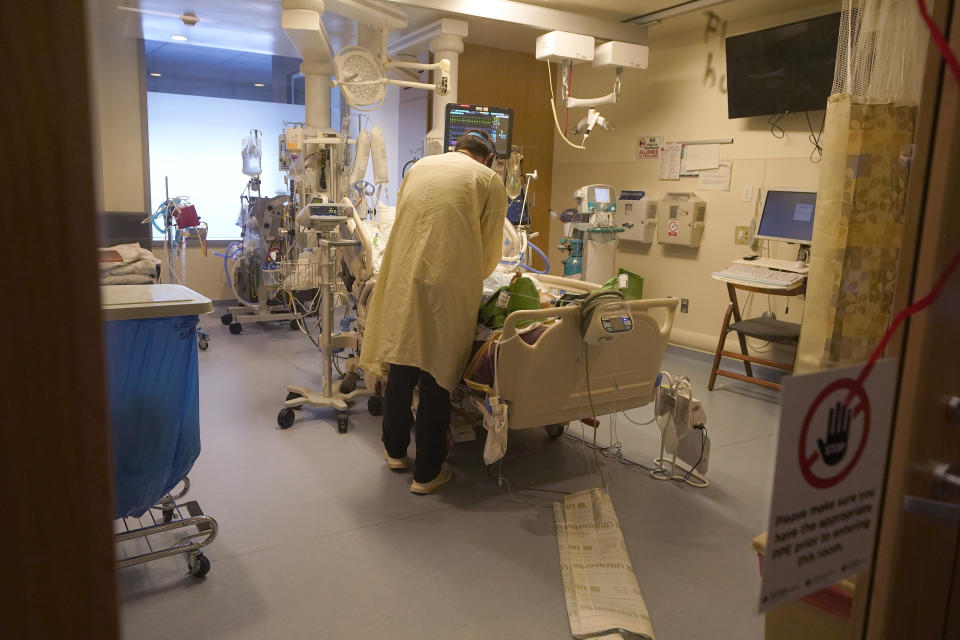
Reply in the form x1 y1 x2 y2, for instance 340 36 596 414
101 284 219 578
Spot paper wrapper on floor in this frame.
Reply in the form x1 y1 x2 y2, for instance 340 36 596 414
554 488 655 640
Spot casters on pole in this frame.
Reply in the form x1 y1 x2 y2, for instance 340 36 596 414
197 329 210 351
220 313 233 326
337 412 349 434
289 319 300 330
229 323 242 335
277 407 296 429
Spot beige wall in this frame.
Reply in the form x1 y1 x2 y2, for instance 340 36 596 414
88 14 234 301
154 245 234 301
550 1 839 353
88 15 147 214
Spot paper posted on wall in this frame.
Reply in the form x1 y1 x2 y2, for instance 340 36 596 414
555 488 655 640
636 136 663 160
680 144 720 173
698 162 732 191
657 143 682 180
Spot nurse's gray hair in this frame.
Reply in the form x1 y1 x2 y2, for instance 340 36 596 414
454 129 496 158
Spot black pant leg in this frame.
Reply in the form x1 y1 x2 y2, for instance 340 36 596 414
382 364 419 459
413 370 452 483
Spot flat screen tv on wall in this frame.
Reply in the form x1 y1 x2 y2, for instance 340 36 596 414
725 13 841 119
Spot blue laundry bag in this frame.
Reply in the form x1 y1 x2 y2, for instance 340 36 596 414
104 315 201 518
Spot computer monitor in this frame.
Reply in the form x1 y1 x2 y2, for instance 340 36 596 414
756 189 817 243
443 104 514 157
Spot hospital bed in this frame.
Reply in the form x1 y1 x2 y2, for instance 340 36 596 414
337 201 678 460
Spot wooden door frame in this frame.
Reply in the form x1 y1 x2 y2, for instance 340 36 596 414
0 1 119 638
866 0 960 636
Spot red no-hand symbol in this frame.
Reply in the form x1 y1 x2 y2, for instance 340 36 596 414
797 378 871 489
668 220 679 236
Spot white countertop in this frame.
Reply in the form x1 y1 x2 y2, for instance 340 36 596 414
101 284 213 321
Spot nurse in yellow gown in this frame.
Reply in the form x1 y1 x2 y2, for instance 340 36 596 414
360 130 507 494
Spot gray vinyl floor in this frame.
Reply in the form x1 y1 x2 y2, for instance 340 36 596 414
117 306 783 640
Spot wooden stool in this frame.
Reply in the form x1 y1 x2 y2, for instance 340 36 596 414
708 280 805 392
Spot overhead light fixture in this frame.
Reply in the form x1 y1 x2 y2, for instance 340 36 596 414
627 0 731 26
171 34 188 41
149 72 162 77
253 83 265 87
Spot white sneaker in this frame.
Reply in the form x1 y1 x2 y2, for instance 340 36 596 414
384 449 411 471
410 463 453 495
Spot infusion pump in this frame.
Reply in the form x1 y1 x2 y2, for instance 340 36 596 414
650 192 706 248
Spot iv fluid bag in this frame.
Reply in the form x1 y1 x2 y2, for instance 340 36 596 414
370 126 389 185
349 130 371 185
505 149 523 200
241 134 262 177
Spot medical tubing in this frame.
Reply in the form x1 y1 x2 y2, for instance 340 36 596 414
213 241 242 289
518 242 551 274
547 62 587 150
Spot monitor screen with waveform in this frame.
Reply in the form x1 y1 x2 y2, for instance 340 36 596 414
443 104 514 157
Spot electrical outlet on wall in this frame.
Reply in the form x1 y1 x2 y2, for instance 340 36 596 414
680 298 689 313
741 185 754 202
734 226 750 245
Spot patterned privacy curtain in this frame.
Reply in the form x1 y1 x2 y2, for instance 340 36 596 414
795 0 928 373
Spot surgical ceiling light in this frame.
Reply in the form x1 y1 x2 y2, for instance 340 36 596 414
149 72 162 77
332 45 450 110
253 83 265 87
170 35 188 41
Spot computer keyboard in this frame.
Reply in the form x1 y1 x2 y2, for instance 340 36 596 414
713 263 806 287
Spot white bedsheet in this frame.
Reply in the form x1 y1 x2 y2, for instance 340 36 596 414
100 243 160 283
101 273 156 285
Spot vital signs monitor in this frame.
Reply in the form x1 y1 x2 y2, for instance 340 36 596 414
443 104 514 157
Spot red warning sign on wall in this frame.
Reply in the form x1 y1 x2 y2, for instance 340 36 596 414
667 220 679 237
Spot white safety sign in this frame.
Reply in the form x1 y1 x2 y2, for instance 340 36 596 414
636 135 663 160
758 360 897 612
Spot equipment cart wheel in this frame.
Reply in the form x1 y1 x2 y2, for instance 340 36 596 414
545 423 567 439
162 506 176 523
229 323 242 335
337 412 349 434
197 334 209 351
188 552 211 578
277 407 296 429
289 319 299 330
220 313 233 325
367 395 383 416
285 391 304 410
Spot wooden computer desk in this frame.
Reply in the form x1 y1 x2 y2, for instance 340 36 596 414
708 276 806 392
